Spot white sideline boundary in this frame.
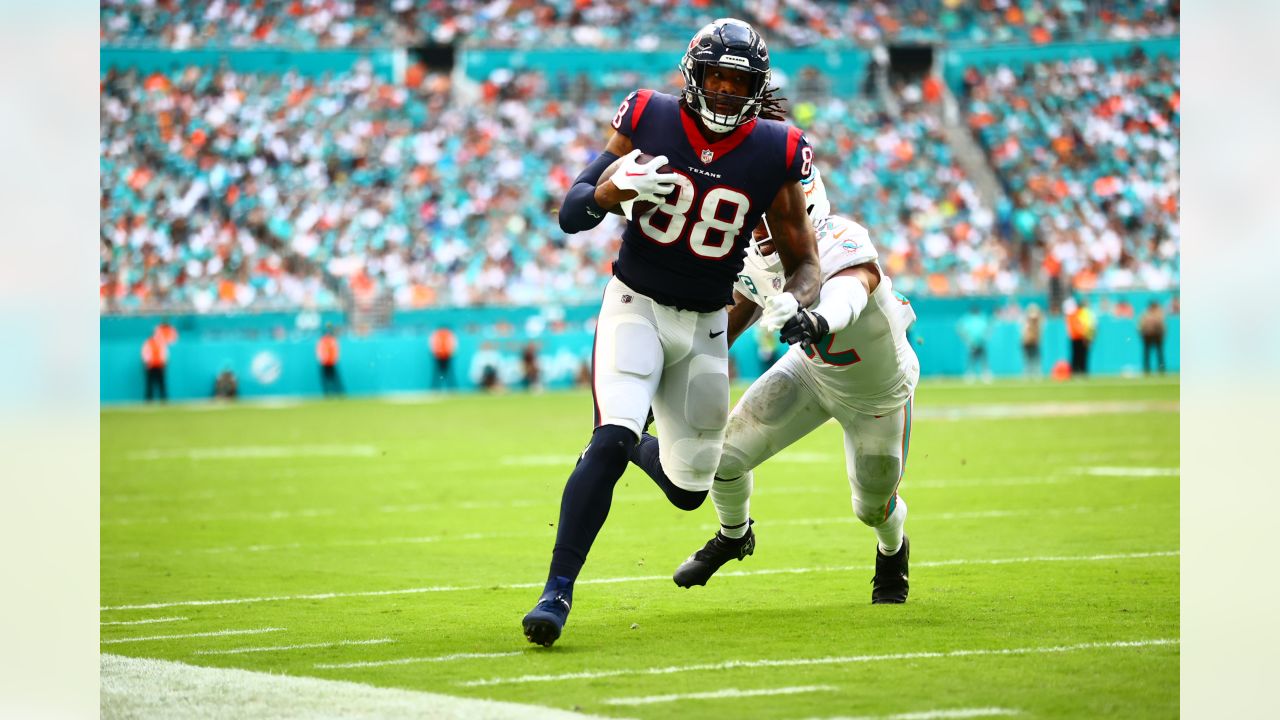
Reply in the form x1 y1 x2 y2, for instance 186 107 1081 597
100 653 624 720
458 639 1179 687
605 685 836 706
800 709 1022 720
194 638 394 656
100 550 1178 612
102 627 285 645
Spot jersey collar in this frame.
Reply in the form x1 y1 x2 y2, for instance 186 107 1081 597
680 108 757 164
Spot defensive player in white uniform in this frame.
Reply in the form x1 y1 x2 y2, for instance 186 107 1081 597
634 168 921 603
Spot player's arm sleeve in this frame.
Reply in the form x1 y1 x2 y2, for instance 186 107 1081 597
727 290 763 347
558 90 653 233
558 149 621 233
813 271 872 335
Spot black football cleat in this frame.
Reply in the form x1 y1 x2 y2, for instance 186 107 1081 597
522 576 573 647
871 535 910 604
673 521 755 588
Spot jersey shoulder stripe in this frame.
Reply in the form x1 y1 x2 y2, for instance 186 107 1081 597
631 89 655 132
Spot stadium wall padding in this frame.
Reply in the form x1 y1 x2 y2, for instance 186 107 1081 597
101 294 1180 403
100 47 400 79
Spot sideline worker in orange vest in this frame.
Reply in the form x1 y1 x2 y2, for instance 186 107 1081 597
316 325 344 396
1065 298 1096 376
429 326 458 390
141 329 170 402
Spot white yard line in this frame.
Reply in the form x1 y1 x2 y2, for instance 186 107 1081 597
101 627 285 645
100 616 188 627
126 445 380 461
459 639 1178 687
314 651 524 670
193 638 394 656
100 550 1178 612
606 685 836 706
1073 466 1179 477
108 532 521 560
101 653 621 720
800 708 1022 720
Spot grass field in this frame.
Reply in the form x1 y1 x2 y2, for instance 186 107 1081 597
101 376 1179 719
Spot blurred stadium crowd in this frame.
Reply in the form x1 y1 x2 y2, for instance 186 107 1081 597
100 2 1179 314
101 0 1179 49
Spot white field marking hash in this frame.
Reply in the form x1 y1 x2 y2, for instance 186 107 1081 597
605 685 837 706
1073 466 1180 477
314 651 525 669
126 445 379 461
193 638 394 656
459 639 1178 687
101 627 285 645
99 550 1177 612
101 653 621 720
799 708 1022 720
100 616 188 626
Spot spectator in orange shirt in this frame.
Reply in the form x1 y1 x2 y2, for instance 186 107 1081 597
141 330 170 402
316 325 343 396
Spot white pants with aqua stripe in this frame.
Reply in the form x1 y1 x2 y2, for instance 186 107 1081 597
717 348 913 526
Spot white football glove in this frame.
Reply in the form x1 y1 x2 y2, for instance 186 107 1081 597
610 149 678 220
760 291 800 332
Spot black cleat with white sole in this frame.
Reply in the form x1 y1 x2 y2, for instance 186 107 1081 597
871 534 909 604
673 521 754 588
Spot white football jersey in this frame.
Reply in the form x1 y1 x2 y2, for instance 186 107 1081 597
740 214 919 415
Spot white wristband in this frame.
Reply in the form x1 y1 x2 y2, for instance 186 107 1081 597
812 275 868 334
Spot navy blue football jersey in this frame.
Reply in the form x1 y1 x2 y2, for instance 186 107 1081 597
608 90 813 312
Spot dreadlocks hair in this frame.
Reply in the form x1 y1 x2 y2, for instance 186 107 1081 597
758 86 789 122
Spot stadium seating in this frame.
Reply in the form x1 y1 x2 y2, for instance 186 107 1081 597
100 0 1178 49
962 49 1180 292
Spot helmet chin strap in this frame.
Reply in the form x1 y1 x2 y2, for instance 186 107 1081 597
695 97 741 134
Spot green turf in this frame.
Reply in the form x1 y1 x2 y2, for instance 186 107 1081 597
101 376 1179 718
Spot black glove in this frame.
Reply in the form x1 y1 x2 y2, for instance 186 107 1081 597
779 308 829 346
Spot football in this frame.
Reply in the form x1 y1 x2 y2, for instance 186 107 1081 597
597 152 673 216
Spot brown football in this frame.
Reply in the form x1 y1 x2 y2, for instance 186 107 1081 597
596 152 674 217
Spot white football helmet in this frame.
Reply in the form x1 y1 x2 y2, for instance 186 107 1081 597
740 218 786 299
801 165 831 229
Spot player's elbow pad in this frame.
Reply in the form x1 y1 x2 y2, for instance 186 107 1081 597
813 275 869 334
558 151 620 233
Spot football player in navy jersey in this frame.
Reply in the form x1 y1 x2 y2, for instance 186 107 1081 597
522 17 822 647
